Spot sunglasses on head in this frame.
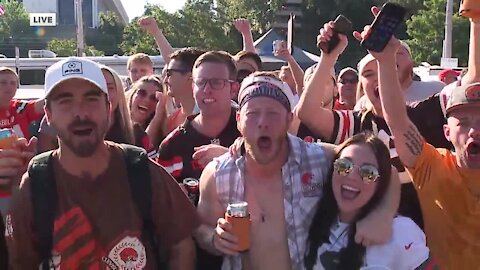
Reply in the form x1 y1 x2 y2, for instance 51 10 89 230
136 89 159 102
339 78 358 85
333 158 380 183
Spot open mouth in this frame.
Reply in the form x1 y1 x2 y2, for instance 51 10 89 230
340 184 360 200
257 136 272 151
466 141 480 157
71 126 94 136
137 105 149 114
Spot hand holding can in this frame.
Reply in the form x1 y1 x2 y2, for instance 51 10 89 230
182 178 199 204
224 201 251 252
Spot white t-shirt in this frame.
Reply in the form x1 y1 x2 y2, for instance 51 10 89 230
355 80 445 111
313 216 429 270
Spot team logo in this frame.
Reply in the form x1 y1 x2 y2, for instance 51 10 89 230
107 236 146 270
62 61 83 76
303 136 315 143
465 84 480 101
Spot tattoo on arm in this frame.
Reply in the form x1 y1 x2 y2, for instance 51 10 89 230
403 125 424 156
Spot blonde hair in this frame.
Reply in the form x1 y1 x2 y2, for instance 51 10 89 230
100 65 135 144
127 53 153 70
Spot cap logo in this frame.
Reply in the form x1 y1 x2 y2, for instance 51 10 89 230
62 61 83 76
465 84 480 101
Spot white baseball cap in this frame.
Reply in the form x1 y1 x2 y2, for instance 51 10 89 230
44 57 108 98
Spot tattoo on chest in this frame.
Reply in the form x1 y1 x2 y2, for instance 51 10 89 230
403 125 423 156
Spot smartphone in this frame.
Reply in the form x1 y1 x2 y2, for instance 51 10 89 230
361 2 407 52
318 15 352 54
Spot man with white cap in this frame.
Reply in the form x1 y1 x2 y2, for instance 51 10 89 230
335 67 358 110
194 72 399 270
354 42 445 111
6 57 197 269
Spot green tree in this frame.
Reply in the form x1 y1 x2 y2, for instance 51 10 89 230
0 0 45 57
406 0 469 66
47 38 104 57
86 11 125 55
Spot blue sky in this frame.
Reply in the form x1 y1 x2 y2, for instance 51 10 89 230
120 0 186 21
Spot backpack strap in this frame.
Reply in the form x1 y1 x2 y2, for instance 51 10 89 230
28 150 56 270
119 144 167 269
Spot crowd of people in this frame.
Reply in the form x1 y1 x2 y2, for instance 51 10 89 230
0 3 478 269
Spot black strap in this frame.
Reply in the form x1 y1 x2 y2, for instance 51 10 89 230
29 150 56 270
120 144 167 269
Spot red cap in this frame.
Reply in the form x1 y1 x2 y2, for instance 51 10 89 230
439 69 460 81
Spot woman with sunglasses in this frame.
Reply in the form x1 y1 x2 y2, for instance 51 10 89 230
304 132 431 270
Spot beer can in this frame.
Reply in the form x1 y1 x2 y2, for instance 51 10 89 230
0 128 17 149
183 178 199 205
227 201 249 217
225 201 251 251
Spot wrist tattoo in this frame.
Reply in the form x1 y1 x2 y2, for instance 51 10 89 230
403 125 423 156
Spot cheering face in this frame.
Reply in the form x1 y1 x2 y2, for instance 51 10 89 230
131 81 160 125
332 144 380 221
237 96 292 165
359 61 380 108
47 79 110 157
192 62 234 117
445 106 480 169
0 73 17 109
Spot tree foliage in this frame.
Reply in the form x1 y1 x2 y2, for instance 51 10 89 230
86 11 124 55
406 0 469 66
0 0 45 57
47 38 104 57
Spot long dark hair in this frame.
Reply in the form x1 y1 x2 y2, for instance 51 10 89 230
304 132 392 270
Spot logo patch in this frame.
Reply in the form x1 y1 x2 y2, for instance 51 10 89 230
107 236 146 270
62 61 83 76
4 214 12 237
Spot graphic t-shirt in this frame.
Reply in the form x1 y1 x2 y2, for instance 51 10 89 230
313 217 429 270
0 99 42 139
407 143 480 269
158 108 240 183
6 142 199 269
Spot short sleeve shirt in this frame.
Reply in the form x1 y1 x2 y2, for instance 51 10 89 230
0 99 42 139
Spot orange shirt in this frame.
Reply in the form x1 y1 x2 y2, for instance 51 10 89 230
407 143 480 269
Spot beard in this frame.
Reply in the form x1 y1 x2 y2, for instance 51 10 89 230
54 117 109 157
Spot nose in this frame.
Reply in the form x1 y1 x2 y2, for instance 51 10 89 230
256 112 270 130
469 121 480 139
72 101 91 119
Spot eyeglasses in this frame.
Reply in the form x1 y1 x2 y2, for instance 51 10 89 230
136 89 159 102
193 78 234 90
339 78 358 85
165 68 189 77
333 158 380 183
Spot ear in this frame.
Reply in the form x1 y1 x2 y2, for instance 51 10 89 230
236 111 241 131
443 123 452 142
45 107 52 125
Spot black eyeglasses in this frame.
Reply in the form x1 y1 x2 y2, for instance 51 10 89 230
165 68 189 77
333 158 380 183
136 89 159 102
193 78 234 90
339 78 358 85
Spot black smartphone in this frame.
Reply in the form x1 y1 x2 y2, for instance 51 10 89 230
360 2 407 52
318 15 352 54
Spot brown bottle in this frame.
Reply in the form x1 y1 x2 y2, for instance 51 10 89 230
0 129 16 149
225 201 251 252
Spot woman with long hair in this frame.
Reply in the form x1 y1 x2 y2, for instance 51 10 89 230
304 132 430 270
37 66 156 157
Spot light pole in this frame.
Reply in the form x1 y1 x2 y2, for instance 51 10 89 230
443 0 454 59
75 0 85 57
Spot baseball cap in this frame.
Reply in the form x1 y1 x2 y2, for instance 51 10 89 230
357 54 376 75
446 83 480 114
44 57 108 98
338 67 358 79
439 69 460 81
238 75 295 111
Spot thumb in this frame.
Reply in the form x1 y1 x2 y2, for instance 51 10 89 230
26 137 38 153
371 6 380 17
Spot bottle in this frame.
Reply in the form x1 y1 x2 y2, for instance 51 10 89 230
225 201 250 252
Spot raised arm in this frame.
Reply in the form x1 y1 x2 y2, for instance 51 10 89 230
462 19 480 85
233 19 256 53
138 16 174 64
354 8 424 168
295 21 346 140
275 41 305 95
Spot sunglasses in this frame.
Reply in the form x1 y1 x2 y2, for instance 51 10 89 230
136 89 159 102
339 78 358 85
193 78 234 90
333 158 380 183
165 68 189 77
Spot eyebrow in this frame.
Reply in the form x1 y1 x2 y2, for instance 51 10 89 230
84 89 104 97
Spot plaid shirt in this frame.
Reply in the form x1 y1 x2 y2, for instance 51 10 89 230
214 134 332 270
